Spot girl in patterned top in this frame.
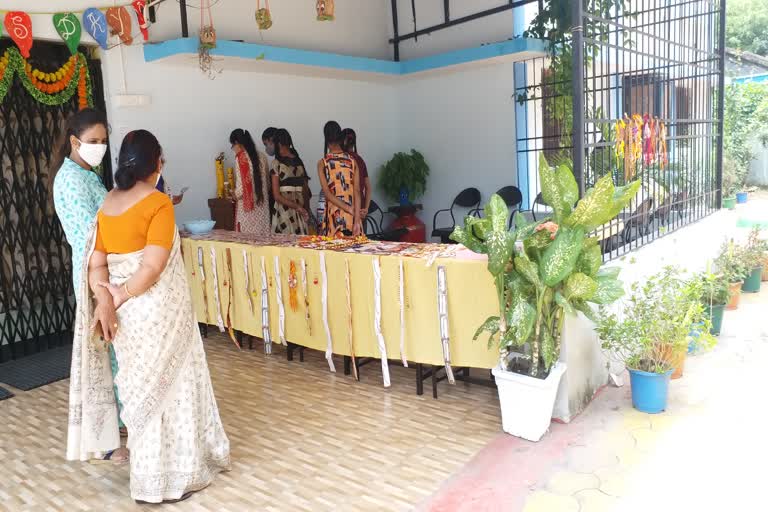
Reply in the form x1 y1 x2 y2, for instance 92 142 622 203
229 129 271 235
270 129 310 234
317 121 362 237
51 108 128 463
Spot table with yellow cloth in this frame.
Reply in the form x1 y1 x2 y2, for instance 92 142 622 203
180 233 500 381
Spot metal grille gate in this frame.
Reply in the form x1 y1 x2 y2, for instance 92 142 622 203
0 40 111 362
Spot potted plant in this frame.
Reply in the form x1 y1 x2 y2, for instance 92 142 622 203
689 270 730 336
714 240 748 310
721 157 738 210
741 227 767 293
378 150 430 207
597 268 715 413
452 156 639 441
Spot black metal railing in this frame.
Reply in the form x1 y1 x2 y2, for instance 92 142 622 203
516 0 725 261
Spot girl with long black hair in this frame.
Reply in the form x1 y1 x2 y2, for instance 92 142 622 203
229 129 271 235
317 120 361 236
270 129 310 234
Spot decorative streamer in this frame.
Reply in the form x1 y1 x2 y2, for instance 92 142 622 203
132 0 149 41
319 252 336 373
243 250 254 315
288 260 299 312
82 8 108 50
106 7 133 46
273 256 286 345
300 259 311 334
197 247 209 322
344 259 358 381
398 259 408 367
260 256 273 355
224 249 240 349
372 258 391 388
209 247 225 333
4 12 33 58
53 13 82 55
436 266 455 384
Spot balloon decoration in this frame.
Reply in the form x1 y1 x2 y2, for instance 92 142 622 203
132 1 150 41
83 8 109 49
52 13 83 55
106 7 134 46
0 47 93 110
4 11 34 58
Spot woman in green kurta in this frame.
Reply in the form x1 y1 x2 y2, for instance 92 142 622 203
51 109 128 462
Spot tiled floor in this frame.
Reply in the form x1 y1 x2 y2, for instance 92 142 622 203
0 335 502 512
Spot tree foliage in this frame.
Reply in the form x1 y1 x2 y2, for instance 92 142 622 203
726 0 768 56
723 82 768 189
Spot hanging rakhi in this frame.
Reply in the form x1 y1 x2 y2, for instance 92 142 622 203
301 259 311 334
243 250 254 315
642 114 653 166
197 247 210 322
398 259 408 367
316 0 335 21
224 249 240 349
273 256 286 346
256 0 273 29
288 261 299 312
345 259 358 381
4 12 33 58
372 258 391 388
53 13 82 55
260 256 273 355
319 252 336 373
132 0 150 41
614 118 626 160
107 7 134 46
83 8 109 50
436 266 455 385
658 121 668 170
209 247 226 333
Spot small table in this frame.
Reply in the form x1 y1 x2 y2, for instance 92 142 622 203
387 204 426 243
208 198 234 231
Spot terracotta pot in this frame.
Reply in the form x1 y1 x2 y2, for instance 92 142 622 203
671 353 685 380
657 344 686 380
726 281 743 311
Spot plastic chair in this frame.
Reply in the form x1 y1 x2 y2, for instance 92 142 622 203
431 188 482 243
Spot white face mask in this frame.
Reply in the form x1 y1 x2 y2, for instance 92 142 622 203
155 172 162 187
76 139 108 168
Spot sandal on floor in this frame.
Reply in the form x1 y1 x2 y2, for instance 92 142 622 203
135 491 193 504
119 427 128 438
90 448 129 465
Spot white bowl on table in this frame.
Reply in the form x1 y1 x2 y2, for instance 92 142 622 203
183 220 216 235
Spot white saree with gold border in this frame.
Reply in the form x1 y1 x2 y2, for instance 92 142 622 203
67 226 231 502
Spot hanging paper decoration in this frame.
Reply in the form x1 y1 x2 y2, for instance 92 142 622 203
132 1 150 41
107 7 134 46
53 13 82 55
4 12 33 58
0 48 93 109
256 0 273 30
316 0 335 21
83 8 109 50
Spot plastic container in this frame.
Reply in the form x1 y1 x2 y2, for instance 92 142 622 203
726 282 743 310
704 304 725 335
722 196 736 210
183 220 216 235
736 191 748 204
492 362 566 442
742 267 763 293
629 368 673 414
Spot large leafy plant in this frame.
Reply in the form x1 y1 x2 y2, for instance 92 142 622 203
714 239 750 284
690 270 731 307
597 267 716 374
451 155 640 378
377 150 430 204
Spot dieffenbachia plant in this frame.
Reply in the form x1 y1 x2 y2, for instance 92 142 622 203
451 155 641 377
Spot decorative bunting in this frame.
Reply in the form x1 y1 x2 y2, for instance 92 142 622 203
4 12 33 58
436 266 455 385
274 256 286 345
53 13 82 55
319 252 336 373
260 256 273 355
372 258 391 387
106 7 133 46
132 0 149 41
82 8 108 50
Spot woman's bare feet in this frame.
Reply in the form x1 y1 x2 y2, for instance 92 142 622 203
111 447 129 462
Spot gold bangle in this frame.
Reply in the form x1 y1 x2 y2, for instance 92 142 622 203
124 282 135 299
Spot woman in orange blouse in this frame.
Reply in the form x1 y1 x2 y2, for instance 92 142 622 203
317 121 361 237
68 130 230 504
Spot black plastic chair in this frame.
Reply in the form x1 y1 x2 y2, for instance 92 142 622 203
365 199 407 242
431 188 482 243
475 186 523 229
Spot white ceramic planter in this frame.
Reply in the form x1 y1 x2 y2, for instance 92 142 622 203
492 362 567 442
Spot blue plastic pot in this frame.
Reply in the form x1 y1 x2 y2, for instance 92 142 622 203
629 368 673 414
736 191 748 204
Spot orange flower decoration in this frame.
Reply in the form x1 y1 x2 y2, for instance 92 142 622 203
535 221 559 240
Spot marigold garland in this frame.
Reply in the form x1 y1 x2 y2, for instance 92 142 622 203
0 47 93 109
